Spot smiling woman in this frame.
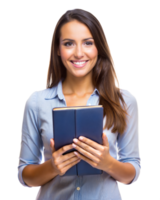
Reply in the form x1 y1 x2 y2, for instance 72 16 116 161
18 8 141 200
47 11 128 133
58 20 98 98
58 20 98 86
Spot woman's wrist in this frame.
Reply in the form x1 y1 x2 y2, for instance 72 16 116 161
103 155 136 184
22 159 59 187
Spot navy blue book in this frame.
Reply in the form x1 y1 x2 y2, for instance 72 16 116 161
52 105 103 176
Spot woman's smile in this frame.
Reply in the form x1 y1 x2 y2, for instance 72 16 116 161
58 20 98 78
70 60 89 68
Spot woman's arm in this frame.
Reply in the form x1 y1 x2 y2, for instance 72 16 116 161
22 159 58 187
19 91 48 187
111 90 141 185
103 155 136 184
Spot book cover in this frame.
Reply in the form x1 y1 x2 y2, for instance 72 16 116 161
52 105 103 176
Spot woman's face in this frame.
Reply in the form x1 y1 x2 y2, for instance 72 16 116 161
58 20 98 78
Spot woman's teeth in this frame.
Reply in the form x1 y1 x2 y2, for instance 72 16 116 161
72 61 87 65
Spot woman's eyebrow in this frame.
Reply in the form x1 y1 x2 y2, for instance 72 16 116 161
62 37 93 42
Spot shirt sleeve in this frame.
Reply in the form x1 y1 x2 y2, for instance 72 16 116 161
18 91 43 187
117 91 141 184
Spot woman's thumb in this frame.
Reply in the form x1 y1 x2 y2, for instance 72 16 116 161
50 138 55 152
50 138 53 147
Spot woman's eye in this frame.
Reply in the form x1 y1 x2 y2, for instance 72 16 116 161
85 42 93 45
64 42 72 46
64 42 93 46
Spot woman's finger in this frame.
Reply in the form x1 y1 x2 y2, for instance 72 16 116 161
50 138 55 153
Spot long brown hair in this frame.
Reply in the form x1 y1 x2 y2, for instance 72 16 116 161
47 9 128 134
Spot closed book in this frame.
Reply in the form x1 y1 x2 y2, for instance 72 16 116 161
52 105 103 176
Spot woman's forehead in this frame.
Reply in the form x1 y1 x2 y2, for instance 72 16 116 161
60 20 93 41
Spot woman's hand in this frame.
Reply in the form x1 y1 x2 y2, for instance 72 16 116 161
72 133 112 171
50 139 81 176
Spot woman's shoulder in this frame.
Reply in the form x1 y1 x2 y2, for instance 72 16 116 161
120 88 136 100
25 86 57 110
25 88 50 109
120 88 138 109
24 91 38 112
29 85 57 100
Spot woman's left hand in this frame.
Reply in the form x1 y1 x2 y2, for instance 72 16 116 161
72 133 112 171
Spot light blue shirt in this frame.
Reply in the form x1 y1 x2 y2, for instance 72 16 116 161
18 79 141 200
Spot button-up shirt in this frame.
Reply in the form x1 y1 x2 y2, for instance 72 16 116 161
18 79 141 200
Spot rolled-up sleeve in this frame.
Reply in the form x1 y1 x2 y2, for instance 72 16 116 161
18 92 43 187
117 91 141 184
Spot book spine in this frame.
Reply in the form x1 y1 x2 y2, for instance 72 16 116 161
75 109 78 175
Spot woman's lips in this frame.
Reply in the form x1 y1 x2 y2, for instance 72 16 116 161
70 60 89 68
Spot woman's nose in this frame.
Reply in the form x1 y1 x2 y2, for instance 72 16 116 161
74 45 84 58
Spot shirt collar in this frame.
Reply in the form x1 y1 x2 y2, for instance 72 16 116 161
44 79 100 100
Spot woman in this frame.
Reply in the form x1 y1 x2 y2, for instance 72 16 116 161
18 9 141 200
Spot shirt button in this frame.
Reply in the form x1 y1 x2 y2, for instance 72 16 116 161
77 187 80 191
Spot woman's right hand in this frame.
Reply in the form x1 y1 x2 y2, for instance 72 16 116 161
50 138 81 176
